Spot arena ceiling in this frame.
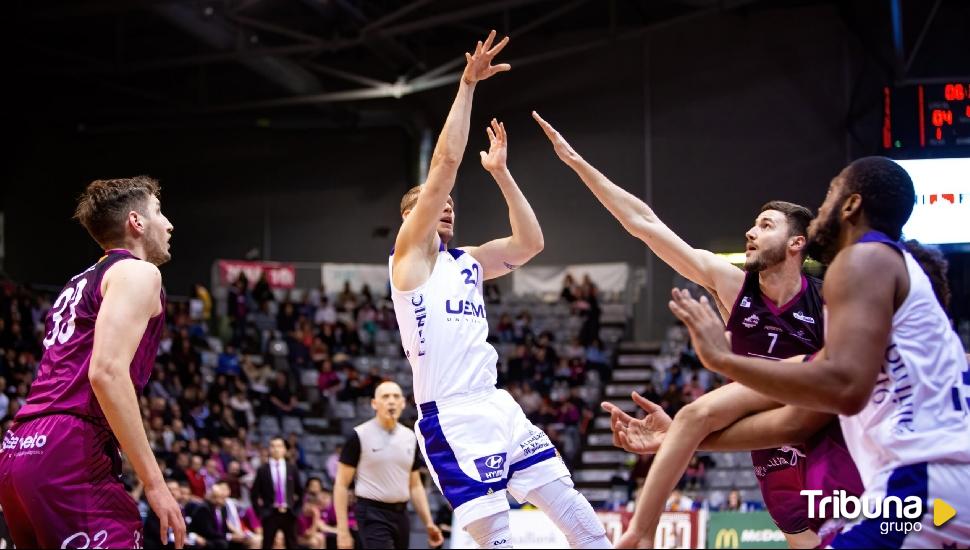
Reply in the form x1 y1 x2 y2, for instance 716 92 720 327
9 0 968 127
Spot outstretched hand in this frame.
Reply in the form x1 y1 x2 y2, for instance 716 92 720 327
601 391 672 455
479 118 508 173
668 288 732 372
462 30 511 85
532 111 582 165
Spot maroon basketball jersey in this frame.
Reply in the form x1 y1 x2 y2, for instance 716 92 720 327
725 272 825 534
17 249 165 422
725 272 824 360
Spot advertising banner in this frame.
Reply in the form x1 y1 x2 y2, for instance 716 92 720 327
707 512 786 549
217 260 296 289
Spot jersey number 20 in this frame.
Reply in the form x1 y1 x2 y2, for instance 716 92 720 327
42 279 88 349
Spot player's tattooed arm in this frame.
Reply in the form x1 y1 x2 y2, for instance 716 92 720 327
503 261 520 271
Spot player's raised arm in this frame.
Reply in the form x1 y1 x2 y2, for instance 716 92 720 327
462 118 544 280
533 111 743 304
89 260 186 548
393 31 510 271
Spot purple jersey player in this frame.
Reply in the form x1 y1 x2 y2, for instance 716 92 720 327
535 113 851 548
724 272 824 536
535 111 848 548
0 177 185 549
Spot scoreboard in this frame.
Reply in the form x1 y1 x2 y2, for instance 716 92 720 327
883 83 970 157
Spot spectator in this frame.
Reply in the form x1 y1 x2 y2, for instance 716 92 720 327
682 455 706 490
665 488 694 512
681 375 705 403
561 273 579 303
252 273 274 306
660 383 685 417
314 297 337 327
723 489 753 512
268 372 299 418
186 455 207 498
186 485 230 549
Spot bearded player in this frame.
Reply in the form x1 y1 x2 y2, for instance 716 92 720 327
669 157 970 548
0 177 186 549
389 32 610 549
534 112 862 548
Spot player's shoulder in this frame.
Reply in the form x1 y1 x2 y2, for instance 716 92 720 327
103 258 162 291
832 241 905 276
824 241 905 297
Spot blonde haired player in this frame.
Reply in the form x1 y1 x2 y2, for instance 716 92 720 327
389 31 610 549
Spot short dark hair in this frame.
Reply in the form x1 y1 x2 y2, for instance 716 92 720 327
902 240 951 313
74 176 160 248
759 200 813 238
270 436 289 450
842 156 915 240
400 185 422 215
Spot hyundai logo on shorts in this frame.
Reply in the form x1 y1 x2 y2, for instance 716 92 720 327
485 455 504 469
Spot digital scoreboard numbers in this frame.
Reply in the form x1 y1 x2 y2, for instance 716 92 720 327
883 83 970 157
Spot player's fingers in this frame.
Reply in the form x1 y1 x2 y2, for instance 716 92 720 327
465 52 473 64
160 514 169 545
532 111 554 137
475 41 483 56
487 35 510 56
175 513 186 549
499 121 507 141
605 401 634 425
483 30 496 51
617 429 634 452
724 330 732 345
631 391 663 414
486 126 496 142
669 299 691 323
490 63 511 74
479 151 487 163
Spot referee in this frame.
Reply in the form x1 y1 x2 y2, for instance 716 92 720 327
335 381 444 550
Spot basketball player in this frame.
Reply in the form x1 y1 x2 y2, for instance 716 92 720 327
0 177 186 548
606 237 953 546
389 32 610 549
667 156 970 548
534 112 846 548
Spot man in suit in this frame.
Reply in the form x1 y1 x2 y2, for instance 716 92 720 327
181 485 227 549
252 437 302 549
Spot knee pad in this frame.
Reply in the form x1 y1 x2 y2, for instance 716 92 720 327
526 477 611 549
465 512 513 549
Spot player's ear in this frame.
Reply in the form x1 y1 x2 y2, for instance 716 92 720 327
371 398 378 412
128 211 145 233
790 235 806 252
841 193 863 222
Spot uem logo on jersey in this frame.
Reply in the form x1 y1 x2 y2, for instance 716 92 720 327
445 299 486 318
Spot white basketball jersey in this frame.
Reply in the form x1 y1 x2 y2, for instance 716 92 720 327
389 244 498 405
839 246 970 489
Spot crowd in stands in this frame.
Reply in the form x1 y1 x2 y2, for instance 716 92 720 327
0 267 624 549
